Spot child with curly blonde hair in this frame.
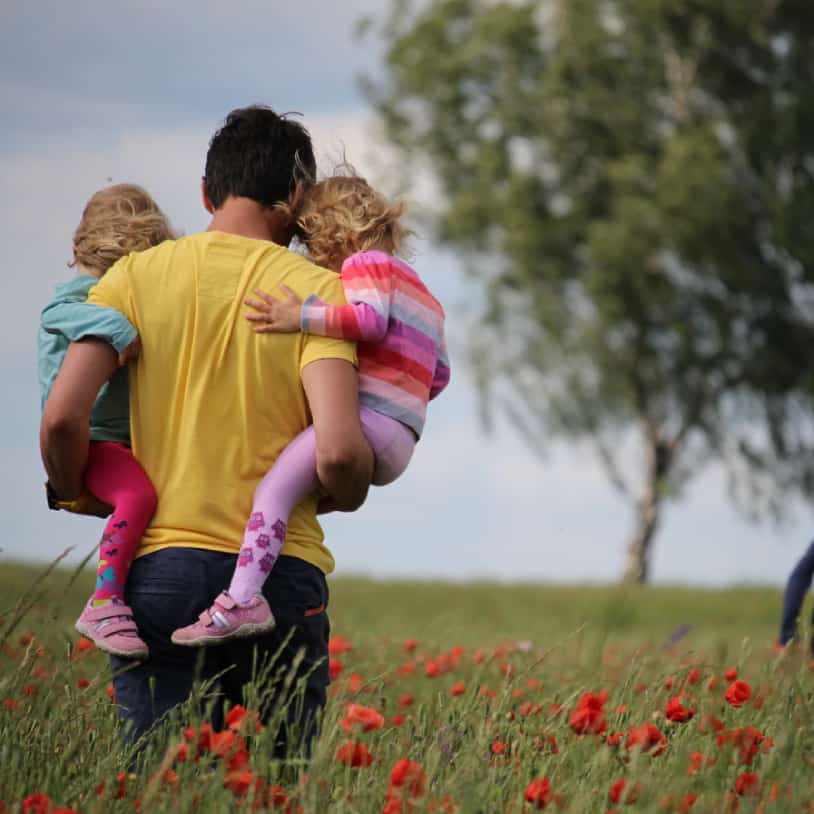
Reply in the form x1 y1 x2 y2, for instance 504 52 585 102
172 172 450 645
39 184 174 658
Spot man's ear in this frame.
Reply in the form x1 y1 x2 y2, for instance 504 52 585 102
201 178 215 214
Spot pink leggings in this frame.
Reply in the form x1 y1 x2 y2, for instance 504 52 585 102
84 441 157 602
228 407 415 603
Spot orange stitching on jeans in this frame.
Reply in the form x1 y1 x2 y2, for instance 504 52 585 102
303 604 325 617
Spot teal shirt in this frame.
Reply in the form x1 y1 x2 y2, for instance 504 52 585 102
38 275 138 444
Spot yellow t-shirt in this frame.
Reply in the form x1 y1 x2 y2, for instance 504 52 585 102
88 231 356 574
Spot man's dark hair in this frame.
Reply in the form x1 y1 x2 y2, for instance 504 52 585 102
204 105 317 210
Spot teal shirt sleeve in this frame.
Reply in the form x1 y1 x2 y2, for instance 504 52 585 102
40 299 137 353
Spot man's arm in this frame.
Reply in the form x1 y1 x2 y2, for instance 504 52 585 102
40 339 117 499
301 359 373 511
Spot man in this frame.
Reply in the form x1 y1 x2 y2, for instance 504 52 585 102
40 106 373 752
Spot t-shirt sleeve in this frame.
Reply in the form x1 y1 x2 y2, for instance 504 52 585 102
40 300 137 353
86 255 136 327
298 272 357 372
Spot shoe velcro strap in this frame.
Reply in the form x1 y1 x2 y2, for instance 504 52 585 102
215 592 237 610
98 621 139 637
87 604 134 622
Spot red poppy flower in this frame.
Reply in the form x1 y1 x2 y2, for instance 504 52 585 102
390 758 426 797
569 691 608 735
535 734 558 754
77 678 90 690
224 769 255 796
625 723 667 756
77 637 95 652
687 751 715 775
686 668 701 685
398 693 414 708
328 635 352 655
610 779 641 804
404 639 418 652
425 661 440 678
665 696 695 723
734 772 760 796
524 778 552 810
336 740 373 767
716 727 769 765
265 784 288 809
21 794 51 814
341 703 384 733
491 740 508 755
725 667 738 682
390 714 406 727
329 658 343 681
606 732 623 746
696 714 725 734
724 681 751 708
226 704 263 733
450 682 465 696
677 792 698 812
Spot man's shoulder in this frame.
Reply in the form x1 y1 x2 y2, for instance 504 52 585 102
258 247 342 293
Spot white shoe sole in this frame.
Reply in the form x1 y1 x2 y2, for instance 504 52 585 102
171 618 277 648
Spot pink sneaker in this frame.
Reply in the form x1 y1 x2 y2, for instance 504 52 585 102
75 601 149 659
171 592 276 647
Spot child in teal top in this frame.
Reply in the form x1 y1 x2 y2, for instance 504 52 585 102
39 184 173 659
39 275 137 444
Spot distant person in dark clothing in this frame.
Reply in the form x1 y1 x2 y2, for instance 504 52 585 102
778 540 814 654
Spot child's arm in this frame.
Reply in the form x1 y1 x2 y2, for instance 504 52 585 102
41 300 139 362
430 339 451 400
246 255 394 342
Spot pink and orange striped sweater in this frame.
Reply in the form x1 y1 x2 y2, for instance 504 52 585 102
300 250 449 437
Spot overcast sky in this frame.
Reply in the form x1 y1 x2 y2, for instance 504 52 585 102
2 0 812 587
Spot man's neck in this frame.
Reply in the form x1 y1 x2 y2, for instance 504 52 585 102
207 197 290 244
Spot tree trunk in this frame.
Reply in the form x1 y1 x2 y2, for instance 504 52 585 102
621 436 670 584
622 487 661 583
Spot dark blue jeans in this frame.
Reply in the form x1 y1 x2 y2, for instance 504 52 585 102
779 540 814 651
110 549 330 756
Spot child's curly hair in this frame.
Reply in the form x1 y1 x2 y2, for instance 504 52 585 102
282 169 412 271
71 184 175 275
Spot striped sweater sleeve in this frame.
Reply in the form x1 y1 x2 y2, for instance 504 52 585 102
300 254 393 342
430 338 451 399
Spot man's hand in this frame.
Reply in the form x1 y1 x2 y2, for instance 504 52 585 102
47 483 113 518
117 334 142 367
245 286 303 333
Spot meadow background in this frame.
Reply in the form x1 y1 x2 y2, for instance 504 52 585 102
2 562 813 812
4 0 814 811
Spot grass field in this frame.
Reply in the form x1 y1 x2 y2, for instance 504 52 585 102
1 559 812 813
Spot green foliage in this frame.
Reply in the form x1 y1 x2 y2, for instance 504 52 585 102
1 562 814 812
363 0 814 577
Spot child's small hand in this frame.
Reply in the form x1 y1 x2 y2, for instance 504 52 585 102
245 286 302 333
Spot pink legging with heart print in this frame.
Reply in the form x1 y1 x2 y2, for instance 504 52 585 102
83 441 157 603
227 407 415 603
